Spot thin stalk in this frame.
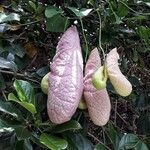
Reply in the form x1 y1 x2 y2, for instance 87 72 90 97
14 19 43 27
80 18 89 62
120 1 150 16
96 10 106 62
0 19 43 28
0 70 39 84
88 132 111 150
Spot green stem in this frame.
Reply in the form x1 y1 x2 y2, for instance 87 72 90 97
120 1 150 16
0 19 43 28
0 69 39 84
96 10 106 62
80 18 89 62
17 19 43 27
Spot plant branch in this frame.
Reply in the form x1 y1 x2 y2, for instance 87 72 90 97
96 10 106 62
80 18 89 62
0 70 39 84
87 132 111 150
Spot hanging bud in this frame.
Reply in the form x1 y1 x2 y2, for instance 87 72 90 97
106 48 132 96
84 48 111 126
41 73 49 94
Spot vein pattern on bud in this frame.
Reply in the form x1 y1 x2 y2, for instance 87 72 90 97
106 48 132 96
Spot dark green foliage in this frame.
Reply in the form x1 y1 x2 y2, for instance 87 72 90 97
0 0 149 149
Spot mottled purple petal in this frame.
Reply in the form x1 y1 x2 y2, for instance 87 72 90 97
47 26 83 124
106 48 132 96
84 48 111 126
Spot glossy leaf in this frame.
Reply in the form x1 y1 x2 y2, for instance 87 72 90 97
117 133 148 150
0 118 14 132
106 122 120 150
0 100 23 121
45 6 63 18
40 133 68 150
0 13 20 23
68 7 92 18
54 120 82 133
137 114 150 137
0 132 16 150
14 126 31 140
29 1 37 11
0 57 18 72
46 14 69 32
94 144 107 150
24 139 33 150
65 133 93 150
13 80 35 105
8 93 37 115
117 1 129 17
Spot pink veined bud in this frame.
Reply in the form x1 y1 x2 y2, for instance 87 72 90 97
47 26 83 124
106 48 132 97
84 48 111 126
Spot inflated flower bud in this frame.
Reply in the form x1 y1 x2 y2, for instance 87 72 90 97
84 48 111 126
41 73 49 94
106 48 132 96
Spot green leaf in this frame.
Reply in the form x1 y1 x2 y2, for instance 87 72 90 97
87 0 97 7
0 57 18 72
0 131 16 149
0 13 20 23
108 1 122 24
45 6 63 18
46 14 69 32
65 133 93 150
30 133 47 149
117 133 148 150
29 1 37 11
10 44 26 58
14 126 31 140
0 118 14 133
24 139 33 150
0 100 23 121
137 26 150 46
13 80 35 104
8 93 20 103
40 133 68 150
19 101 37 115
36 4 44 14
94 144 107 150
8 93 37 115
0 23 10 33
117 1 129 17
136 1 150 7
54 120 82 133
35 93 47 114
137 113 150 137
133 50 139 62
68 7 92 18
36 66 49 77
105 122 120 150
138 26 150 40
136 141 149 150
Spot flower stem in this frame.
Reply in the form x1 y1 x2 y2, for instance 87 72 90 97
96 10 106 63
80 18 89 62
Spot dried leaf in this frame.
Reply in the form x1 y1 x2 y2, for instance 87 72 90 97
0 5 4 13
24 42 37 58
